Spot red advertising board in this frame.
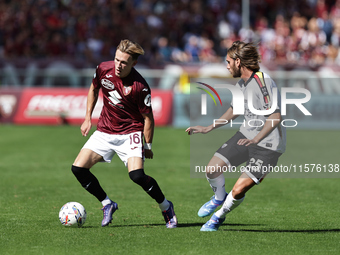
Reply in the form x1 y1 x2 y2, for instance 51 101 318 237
12 88 101 125
1 88 172 126
150 90 173 126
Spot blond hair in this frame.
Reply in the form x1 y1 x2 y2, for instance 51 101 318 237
227 41 261 72
117 39 145 60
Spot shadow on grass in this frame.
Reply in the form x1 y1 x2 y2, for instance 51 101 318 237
81 222 264 228
81 223 165 228
222 227 340 233
177 223 264 228
81 222 340 233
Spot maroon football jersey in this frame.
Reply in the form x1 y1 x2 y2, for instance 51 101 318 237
92 61 152 135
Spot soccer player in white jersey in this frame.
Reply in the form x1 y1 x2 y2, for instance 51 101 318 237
186 41 286 231
71 39 177 228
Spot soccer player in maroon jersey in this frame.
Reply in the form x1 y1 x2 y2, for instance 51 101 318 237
71 39 177 228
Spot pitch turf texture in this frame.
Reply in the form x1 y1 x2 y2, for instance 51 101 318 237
0 125 339 255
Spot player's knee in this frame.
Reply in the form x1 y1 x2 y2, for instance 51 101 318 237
71 165 91 187
232 183 249 198
232 187 241 198
129 169 147 185
206 171 222 179
232 186 249 199
72 165 87 175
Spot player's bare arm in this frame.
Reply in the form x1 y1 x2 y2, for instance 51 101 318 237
81 83 99 137
237 112 282 146
186 107 238 135
142 112 154 159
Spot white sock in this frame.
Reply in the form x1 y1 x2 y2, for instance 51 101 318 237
101 196 112 207
159 198 170 211
215 191 244 218
207 174 226 201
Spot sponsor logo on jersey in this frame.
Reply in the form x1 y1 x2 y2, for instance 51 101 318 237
106 74 113 78
101 79 115 90
123 86 132 96
144 94 151 107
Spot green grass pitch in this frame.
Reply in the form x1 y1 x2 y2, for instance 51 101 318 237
0 125 339 255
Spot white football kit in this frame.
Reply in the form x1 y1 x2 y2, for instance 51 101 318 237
232 71 286 153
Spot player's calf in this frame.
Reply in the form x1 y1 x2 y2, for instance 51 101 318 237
129 169 165 204
71 165 107 201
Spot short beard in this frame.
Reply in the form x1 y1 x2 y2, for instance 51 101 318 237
232 65 241 78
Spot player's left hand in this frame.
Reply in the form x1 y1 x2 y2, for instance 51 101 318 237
145 149 153 159
237 138 258 147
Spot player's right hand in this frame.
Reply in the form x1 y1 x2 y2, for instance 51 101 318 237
185 126 209 135
80 119 92 137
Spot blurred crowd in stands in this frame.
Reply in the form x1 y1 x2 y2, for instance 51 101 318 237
1 0 340 68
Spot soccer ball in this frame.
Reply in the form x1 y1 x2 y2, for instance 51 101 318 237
59 202 87 227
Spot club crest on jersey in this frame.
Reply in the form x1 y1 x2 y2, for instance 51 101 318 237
101 79 115 90
123 86 132 96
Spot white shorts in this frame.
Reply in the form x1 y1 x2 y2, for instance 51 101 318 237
82 130 144 167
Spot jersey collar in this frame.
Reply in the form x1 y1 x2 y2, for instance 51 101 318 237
240 71 256 87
